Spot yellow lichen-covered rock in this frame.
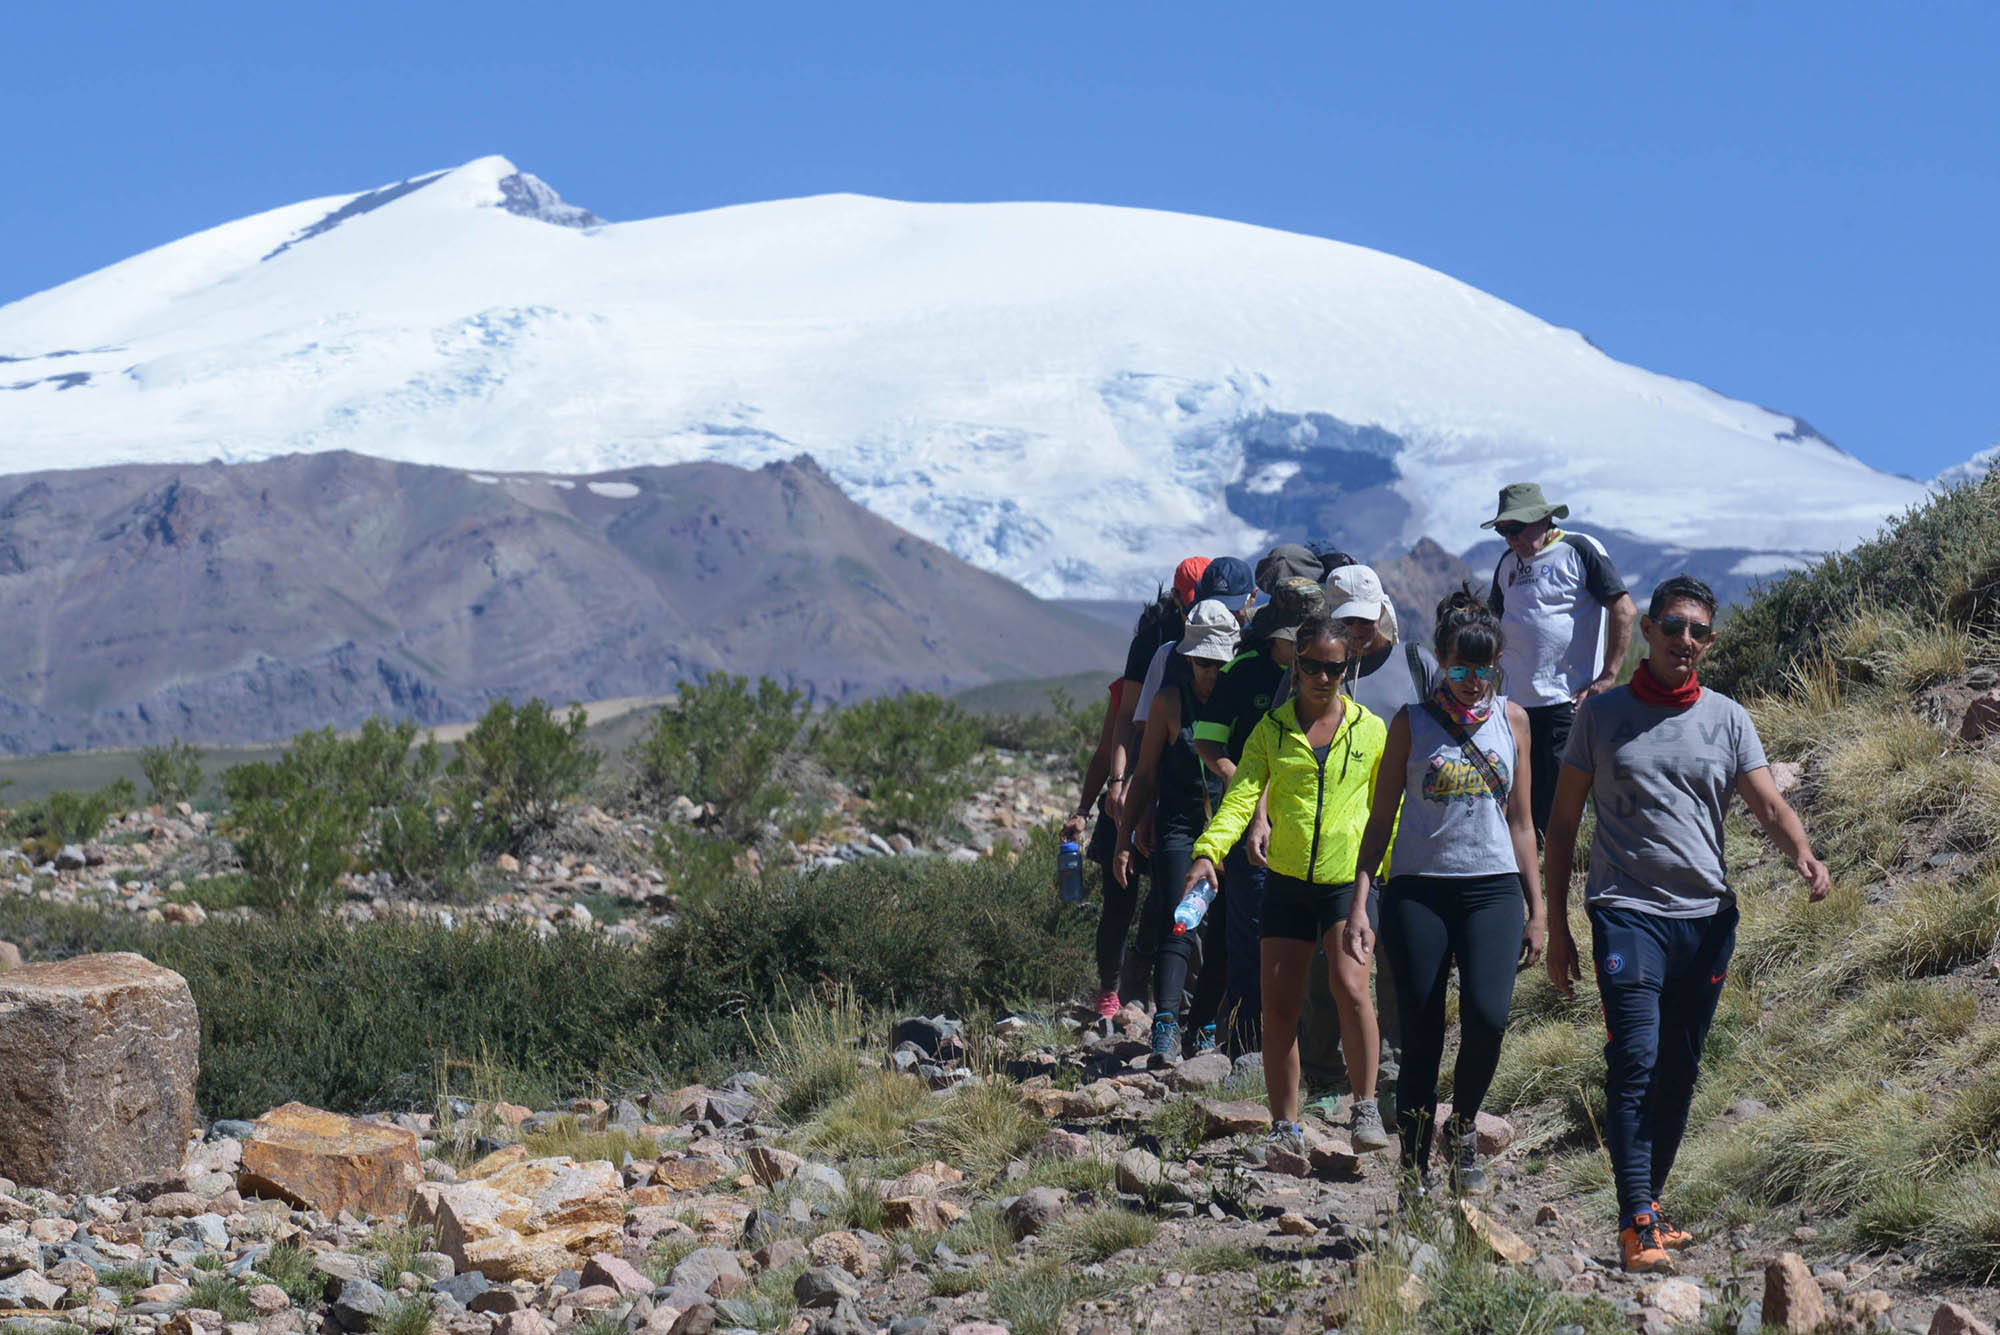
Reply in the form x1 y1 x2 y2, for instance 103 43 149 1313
238 1103 421 1217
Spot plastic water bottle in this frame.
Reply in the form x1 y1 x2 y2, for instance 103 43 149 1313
1056 841 1085 903
1173 878 1217 935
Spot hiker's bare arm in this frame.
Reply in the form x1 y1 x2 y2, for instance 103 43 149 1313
1542 763 1592 996
1738 766 1830 901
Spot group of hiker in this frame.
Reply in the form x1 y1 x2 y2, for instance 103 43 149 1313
1061 482 1830 1274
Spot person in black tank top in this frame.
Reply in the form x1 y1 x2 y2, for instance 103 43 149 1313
1115 599 1239 1061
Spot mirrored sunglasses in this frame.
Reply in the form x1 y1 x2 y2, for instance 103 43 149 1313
1657 615 1715 642
1444 664 1497 683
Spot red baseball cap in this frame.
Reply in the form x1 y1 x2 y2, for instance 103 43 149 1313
1172 556 1211 607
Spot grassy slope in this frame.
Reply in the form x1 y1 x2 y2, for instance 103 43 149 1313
1480 469 2000 1280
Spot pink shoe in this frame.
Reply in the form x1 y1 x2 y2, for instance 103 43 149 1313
1094 989 1121 1020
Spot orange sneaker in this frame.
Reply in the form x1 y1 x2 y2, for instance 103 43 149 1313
1619 1211 1675 1273
1650 1202 1693 1249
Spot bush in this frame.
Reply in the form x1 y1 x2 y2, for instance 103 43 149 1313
0 833 1092 1118
979 688 1100 777
628 675 805 837
140 738 205 806
641 827 1092 1063
4 778 136 852
1707 469 2000 696
815 693 983 840
652 824 747 903
447 698 598 853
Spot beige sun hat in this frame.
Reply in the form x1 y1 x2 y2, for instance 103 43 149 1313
1179 598 1241 663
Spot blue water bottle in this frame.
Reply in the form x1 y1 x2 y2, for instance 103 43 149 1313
1173 878 1217 935
1056 841 1085 903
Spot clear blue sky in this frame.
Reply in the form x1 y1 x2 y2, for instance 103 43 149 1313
3 1 1993 479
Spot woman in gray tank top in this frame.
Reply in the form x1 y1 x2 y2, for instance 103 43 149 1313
1340 587 1545 1200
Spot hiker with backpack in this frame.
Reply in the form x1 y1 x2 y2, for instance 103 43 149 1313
1186 612 1393 1154
1543 574 1828 1273
1112 599 1241 1061
1343 586 1544 1199
1480 483 1635 841
1063 557 1209 1021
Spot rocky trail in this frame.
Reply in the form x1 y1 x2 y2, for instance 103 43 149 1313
1 945 1993 1335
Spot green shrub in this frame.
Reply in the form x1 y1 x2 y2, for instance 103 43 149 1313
652 825 747 903
979 688 1099 776
641 827 1092 1059
628 674 805 837
0 832 1091 1119
447 698 598 852
224 721 473 907
140 738 205 806
814 693 983 840
1707 469 2000 695
5 777 136 848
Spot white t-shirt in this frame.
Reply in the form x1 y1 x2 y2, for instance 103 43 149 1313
1132 641 1175 723
1488 531 1628 708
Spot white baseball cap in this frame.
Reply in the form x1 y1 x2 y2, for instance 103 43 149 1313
1325 564 1387 621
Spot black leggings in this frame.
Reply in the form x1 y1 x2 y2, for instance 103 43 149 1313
1380 873 1525 1171
1094 855 1143 991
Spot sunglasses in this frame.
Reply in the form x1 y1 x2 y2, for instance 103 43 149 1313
1656 615 1715 642
1494 522 1529 538
1444 664 1497 683
1295 655 1342 678
1338 616 1375 630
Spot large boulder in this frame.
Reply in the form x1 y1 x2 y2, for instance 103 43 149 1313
238 1103 422 1217
0 953 198 1193
411 1156 626 1282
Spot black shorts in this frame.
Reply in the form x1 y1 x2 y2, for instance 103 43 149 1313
1260 872 1375 943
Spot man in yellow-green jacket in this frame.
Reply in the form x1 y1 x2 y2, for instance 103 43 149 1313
1186 613 1393 1155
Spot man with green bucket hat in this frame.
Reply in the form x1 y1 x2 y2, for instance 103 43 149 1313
1482 483 1635 839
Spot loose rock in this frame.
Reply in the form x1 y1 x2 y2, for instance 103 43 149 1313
1762 1253 1828 1333
0 953 199 1194
238 1104 422 1217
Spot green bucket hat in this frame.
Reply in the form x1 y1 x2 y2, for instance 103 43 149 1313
1480 481 1571 530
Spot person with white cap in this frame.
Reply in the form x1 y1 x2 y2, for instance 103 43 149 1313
1324 562 1437 725
1114 598 1241 1062
1479 483 1635 840
1298 562 1436 1107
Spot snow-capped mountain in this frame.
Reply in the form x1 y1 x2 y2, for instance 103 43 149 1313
0 155 1926 599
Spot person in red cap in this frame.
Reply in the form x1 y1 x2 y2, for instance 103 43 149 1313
1063 556 1211 1022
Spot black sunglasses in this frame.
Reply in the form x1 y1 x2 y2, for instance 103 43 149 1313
1295 654 1342 678
1656 615 1715 642
1494 521 1528 538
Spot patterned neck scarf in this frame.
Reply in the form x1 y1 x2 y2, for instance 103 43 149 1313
1430 682 1493 728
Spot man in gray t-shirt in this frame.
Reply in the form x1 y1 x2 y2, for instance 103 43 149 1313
1540 575 1829 1274
1563 688 1767 918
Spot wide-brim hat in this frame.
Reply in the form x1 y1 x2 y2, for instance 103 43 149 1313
1254 544 1321 595
1480 482 1570 530
1179 598 1242 663
1246 577 1326 643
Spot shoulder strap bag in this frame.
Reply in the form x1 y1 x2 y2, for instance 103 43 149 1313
1420 700 1507 804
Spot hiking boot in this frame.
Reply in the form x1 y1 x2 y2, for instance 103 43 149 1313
1265 1121 1308 1158
1149 1013 1181 1066
1444 1121 1489 1196
1192 1023 1219 1056
1350 1097 1392 1152
1650 1202 1693 1249
1093 989 1121 1021
1619 1212 1675 1274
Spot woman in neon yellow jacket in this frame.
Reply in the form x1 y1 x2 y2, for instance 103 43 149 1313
1187 613 1391 1155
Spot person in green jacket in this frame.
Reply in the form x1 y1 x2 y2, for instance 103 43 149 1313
1186 614 1393 1154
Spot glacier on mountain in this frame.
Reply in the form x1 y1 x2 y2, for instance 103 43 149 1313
0 154 1928 598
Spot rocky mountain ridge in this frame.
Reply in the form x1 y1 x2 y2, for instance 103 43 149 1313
0 451 1123 754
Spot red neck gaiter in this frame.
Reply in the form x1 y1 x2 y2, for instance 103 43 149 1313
1629 658 1702 708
